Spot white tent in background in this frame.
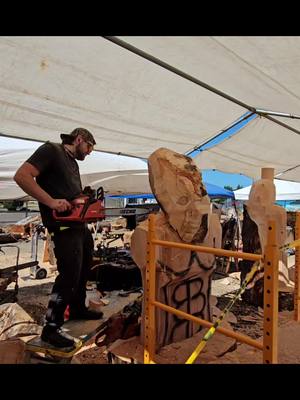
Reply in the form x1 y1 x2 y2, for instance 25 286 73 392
0 137 235 200
0 138 149 200
1 37 300 182
234 179 300 201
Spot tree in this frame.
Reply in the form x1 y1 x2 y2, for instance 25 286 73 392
224 184 244 191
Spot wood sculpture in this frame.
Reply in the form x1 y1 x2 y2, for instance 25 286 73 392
131 148 222 350
240 168 294 306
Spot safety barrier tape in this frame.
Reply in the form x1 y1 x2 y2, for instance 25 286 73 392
185 260 261 364
185 236 300 364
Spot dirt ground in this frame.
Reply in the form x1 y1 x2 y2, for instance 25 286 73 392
0 237 297 364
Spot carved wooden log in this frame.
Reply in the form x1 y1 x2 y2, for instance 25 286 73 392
131 148 222 350
241 177 294 307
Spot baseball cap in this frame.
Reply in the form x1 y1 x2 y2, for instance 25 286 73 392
60 128 96 145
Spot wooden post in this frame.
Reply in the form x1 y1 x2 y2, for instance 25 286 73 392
261 167 275 180
295 212 300 321
144 214 156 364
261 167 278 364
263 220 279 364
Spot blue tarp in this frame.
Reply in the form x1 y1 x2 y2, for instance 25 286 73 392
204 182 234 199
108 182 234 199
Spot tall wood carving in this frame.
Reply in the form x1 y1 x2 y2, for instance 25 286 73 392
131 148 221 350
241 172 293 306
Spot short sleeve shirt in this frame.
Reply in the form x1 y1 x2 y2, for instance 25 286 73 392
26 142 83 229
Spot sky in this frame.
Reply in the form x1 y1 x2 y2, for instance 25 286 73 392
0 112 256 191
202 170 252 190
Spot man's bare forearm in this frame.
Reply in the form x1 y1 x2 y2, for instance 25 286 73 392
14 171 54 208
14 162 72 212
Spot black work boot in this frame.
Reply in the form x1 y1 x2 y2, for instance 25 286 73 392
41 325 75 348
69 308 104 321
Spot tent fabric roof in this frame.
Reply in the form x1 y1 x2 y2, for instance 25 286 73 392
234 179 300 201
0 37 245 158
1 37 300 181
121 36 300 117
194 116 300 181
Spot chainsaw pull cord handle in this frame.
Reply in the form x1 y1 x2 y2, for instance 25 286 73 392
97 187 104 201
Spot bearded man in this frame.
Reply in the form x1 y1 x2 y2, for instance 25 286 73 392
14 128 103 348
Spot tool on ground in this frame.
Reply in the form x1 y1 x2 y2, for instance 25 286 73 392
53 186 149 222
185 260 262 364
95 294 142 348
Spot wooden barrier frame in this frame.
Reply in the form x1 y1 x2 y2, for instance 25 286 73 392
144 213 280 364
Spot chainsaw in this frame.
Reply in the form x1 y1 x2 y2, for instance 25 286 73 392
53 186 150 222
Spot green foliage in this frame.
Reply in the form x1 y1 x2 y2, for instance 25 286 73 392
224 184 244 191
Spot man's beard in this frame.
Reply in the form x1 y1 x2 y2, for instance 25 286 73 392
74 144 86 160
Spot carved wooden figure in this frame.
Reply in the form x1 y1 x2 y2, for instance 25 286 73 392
131 148 221 350
241 169 294 306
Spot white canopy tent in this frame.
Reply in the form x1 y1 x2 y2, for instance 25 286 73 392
234 179 300 201
1 36 300 182
0 36 244 158
0 138 234 200
194 116 300 181
0 138 149 200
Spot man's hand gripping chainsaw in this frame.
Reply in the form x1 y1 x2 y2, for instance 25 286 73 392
53 186 150 222
53 186 105 222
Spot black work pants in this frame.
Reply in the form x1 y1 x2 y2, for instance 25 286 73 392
45 225 94 329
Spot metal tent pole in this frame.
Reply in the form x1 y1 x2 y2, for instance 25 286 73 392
256 109 300 120
103 36 300 138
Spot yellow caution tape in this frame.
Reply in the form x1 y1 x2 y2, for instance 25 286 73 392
184 234 300 364
185 261 261 364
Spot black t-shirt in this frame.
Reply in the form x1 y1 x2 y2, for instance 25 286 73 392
26 142 83 229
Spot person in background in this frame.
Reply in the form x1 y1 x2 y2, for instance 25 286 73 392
14 128 103 348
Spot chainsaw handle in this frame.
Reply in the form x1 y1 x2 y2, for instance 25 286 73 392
97 187 104 201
